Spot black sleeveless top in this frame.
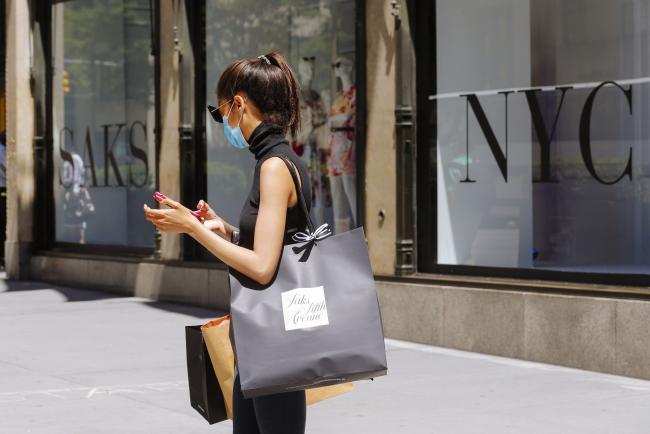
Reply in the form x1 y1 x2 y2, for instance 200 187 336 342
236 121 312 251
229 122 312 358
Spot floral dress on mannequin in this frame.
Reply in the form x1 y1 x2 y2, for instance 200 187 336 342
291 88 331 222
327 83 357 233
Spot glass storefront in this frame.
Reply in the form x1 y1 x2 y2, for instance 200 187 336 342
205 0 358 235
51 0 156 247
429 0 650 275
19 0 650 287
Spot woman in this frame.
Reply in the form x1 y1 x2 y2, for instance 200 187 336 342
143 51 310 434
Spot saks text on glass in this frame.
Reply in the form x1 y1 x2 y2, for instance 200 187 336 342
58 121 149 188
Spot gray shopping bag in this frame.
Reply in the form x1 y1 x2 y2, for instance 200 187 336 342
228 155 387 399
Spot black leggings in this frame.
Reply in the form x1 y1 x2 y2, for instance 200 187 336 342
232 371 306 434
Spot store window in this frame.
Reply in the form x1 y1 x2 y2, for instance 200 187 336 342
51 0 156 247
205 0 358 235
427 0 650 275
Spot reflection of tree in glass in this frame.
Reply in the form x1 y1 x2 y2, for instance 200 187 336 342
207 0 292 103
63 0 152 99
207 161 249 195
207 0 355 95
61 0 154 188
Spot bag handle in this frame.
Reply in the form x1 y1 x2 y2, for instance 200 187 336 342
276 155 315 233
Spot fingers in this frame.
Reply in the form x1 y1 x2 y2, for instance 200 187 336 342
143 204 165 220
152 192 179 209
160 197 179 209
148 213 165 223
197 199 211 212
149 216 167 228
143 204 166 233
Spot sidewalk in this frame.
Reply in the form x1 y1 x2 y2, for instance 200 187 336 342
1 274 649 434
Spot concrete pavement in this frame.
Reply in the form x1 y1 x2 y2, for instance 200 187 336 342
1 274 649 433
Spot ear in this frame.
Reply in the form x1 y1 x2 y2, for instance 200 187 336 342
233 94 246 111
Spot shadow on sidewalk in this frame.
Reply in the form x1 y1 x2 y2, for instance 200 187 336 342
0 274 226 319
136 299 226 319
0 278 127 302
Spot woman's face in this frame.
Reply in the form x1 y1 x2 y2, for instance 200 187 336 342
216 93 264 141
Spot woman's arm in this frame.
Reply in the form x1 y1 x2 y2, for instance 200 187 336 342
188 157 295 285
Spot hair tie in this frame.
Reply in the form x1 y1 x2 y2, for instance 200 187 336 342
258 54 271 65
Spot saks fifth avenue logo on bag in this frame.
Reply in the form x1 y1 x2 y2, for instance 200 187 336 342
281 286 329 331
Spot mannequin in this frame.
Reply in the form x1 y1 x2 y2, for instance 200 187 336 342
292 57 315 159
294 56 330 225
327 55 356 233
62 150 95 243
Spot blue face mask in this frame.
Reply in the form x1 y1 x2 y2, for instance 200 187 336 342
222 99 249 149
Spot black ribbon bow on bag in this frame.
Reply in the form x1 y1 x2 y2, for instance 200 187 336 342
291 223 332 262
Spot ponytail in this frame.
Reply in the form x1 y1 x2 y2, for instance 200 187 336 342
264 51 301 137
216 51 302 137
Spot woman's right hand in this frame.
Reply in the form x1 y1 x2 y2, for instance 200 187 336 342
196 199 228 239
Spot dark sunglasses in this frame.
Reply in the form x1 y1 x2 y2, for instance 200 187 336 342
207 99 232 123
331 61 341 68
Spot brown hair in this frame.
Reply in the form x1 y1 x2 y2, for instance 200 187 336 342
216 51 301 137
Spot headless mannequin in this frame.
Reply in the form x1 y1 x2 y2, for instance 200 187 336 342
327 56 357 233
296 57 329 225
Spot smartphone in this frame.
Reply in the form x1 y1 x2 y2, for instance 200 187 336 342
153 191 202 220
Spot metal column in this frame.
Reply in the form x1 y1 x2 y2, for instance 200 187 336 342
392 0 417 275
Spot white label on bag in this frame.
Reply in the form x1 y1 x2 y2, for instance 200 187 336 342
281 285 329 331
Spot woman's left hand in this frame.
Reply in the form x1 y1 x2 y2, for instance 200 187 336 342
143 197 200 234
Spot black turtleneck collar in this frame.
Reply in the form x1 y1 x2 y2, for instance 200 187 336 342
247 121 287 160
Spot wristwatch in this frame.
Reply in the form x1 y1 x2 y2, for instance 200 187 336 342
232 227 240 245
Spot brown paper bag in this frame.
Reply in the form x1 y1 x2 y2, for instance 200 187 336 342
201 315 235 419
201 315 353 420
305 381 354 405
